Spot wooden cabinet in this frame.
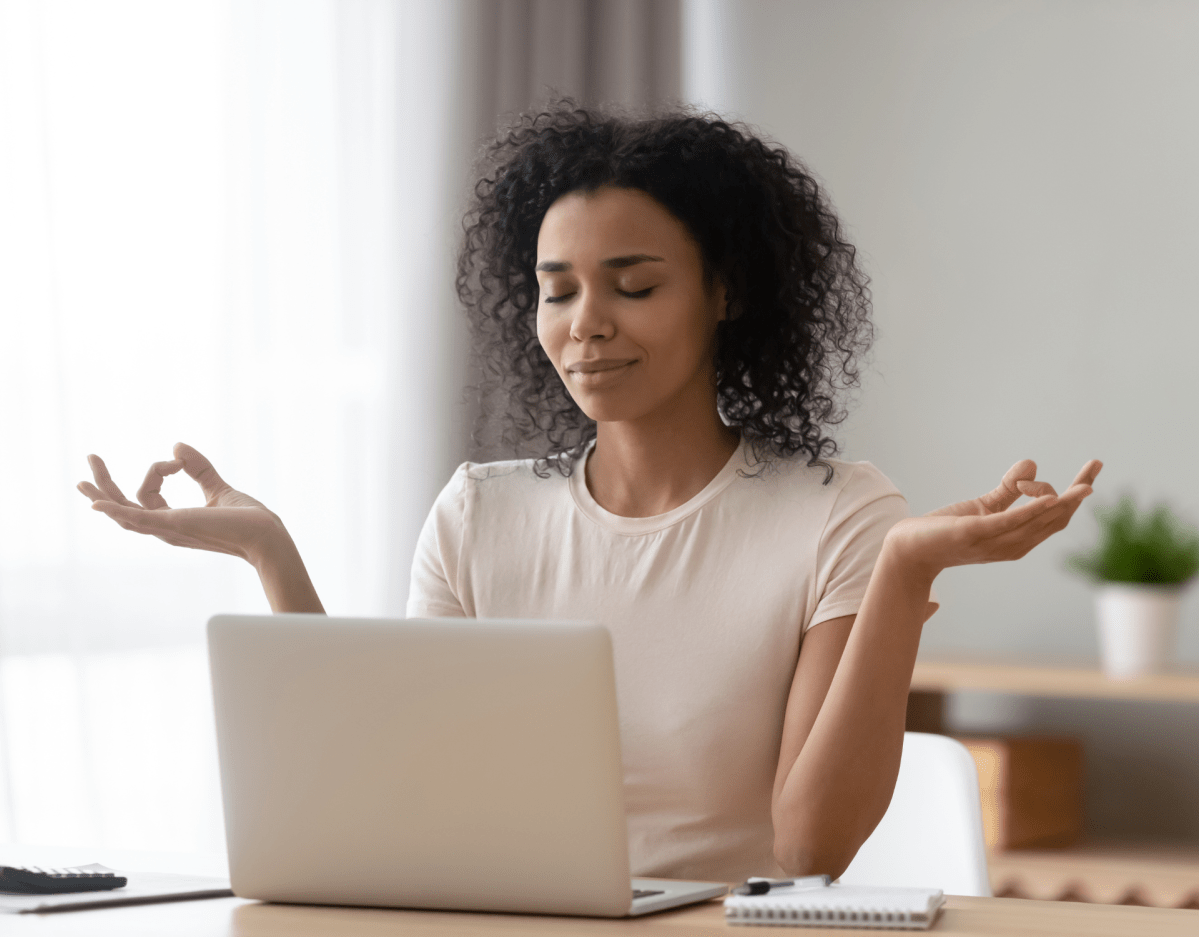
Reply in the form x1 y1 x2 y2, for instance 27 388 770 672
907 659 1199 907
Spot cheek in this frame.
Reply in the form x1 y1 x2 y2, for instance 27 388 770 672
645 298 715 359
536 308 563 365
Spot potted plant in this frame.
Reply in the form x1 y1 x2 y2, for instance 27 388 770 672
1067 496 1199 679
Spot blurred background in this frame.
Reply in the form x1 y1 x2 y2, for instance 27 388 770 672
2 0 1198 878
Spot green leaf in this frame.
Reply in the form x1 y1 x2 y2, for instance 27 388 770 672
1066 495 1199 585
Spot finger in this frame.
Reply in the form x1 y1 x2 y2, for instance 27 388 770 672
174 442 231 503
77 480 106 502
976 459 1037 514
1058 482 1094 507
87 454 138 507
1015 480 1058 499
992 488 1095 554
91 500 176 533
1070 459 1103 489
137 459 184 509
90 500 142 532
970 492 1060 536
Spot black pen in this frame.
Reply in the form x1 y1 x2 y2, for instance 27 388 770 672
733 874 830 896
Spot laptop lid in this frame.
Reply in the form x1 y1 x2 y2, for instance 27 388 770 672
207 614 635 917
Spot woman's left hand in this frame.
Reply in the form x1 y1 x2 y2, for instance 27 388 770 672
886 459 1103 578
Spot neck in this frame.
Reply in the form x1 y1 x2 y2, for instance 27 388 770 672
585 389 740 518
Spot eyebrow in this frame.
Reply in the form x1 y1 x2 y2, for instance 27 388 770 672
535 253 666 272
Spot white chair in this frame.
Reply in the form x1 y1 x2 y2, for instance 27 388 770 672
838 732 991 896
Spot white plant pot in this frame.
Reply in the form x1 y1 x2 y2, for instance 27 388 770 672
1095 583 1183 679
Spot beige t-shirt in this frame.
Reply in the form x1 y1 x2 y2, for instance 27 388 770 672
406 437 923 882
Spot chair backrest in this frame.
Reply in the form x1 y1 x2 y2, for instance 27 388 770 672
839 732 991 897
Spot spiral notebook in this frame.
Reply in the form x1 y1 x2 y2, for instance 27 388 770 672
724 882 945 929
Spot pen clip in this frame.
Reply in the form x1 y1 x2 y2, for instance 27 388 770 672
732 874 830 896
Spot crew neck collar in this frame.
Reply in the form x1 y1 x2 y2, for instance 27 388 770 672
569 435 750 535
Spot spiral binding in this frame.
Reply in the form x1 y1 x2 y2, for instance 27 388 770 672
725 900 931 928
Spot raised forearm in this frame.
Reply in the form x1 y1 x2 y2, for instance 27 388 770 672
772 459 1100 876
251 528 326 614
773 534 935 876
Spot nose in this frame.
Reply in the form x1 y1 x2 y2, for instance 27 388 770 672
568 288 616 343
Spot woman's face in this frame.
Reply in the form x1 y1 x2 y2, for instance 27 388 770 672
535 186 726 426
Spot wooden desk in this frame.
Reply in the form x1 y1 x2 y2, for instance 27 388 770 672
4 893 1197 935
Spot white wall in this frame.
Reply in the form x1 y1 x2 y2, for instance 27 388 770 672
687 0 1199 841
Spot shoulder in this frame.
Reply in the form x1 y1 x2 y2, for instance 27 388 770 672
734 450 909 543
809 460 909 544
739 447 902 505
430 456 572 520
822 459 904 504
458 456 572 493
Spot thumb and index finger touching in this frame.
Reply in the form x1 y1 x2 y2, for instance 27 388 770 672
79 443 228 515
975 459 1039 514
172 442 232 503
979 458 1104 517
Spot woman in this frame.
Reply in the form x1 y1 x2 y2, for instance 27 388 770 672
79 102 1100 884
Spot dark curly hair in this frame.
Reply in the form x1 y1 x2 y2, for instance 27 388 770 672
456 99 873 479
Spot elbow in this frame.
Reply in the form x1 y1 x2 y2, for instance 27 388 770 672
772 832 862 882
772 804 886 881
772 777 896 881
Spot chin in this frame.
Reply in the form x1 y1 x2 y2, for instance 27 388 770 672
570 393 653 426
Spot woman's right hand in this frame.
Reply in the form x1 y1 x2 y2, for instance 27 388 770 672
78 443 325 613
77 443 283 564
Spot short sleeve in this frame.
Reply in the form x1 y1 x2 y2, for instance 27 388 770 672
807 462 939 631
406 464 471 619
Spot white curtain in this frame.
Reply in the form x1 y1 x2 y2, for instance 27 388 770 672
0 0 682 855
0 0 471 853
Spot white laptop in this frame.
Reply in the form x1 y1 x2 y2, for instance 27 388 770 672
206 614 728 917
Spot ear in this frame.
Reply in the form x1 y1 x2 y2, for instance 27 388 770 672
710 277 731 322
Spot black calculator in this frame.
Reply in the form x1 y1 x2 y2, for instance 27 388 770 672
0 865 128 894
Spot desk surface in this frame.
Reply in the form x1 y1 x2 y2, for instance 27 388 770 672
4 893 1197 936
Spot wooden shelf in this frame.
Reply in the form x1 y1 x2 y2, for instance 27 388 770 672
909 662 1199 908
989 842 1199 907
911 659 1199 703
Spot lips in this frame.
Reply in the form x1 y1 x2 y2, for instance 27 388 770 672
565 358 637 388
566 358 637 374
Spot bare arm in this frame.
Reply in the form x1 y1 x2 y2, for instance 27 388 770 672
78 444 325 614
770 458 1102 877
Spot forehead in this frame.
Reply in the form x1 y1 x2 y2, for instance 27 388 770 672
535 186 695 264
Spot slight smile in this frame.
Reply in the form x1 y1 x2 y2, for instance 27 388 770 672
566 358 638 387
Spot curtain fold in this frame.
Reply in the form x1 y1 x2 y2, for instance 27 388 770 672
460 0 682 463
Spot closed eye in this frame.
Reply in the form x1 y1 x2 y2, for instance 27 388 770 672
542 287 655 304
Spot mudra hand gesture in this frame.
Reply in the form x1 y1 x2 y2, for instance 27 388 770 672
891 458 1104 577
77 444 323 612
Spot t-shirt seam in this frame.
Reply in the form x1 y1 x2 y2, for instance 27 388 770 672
570 502 721 538
807 598 867 629
569 440 751 536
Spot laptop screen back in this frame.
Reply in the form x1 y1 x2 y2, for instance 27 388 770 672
208 614 633 916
